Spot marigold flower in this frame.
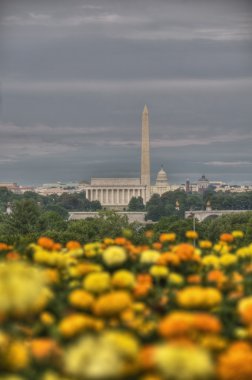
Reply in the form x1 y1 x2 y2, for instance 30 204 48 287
68 289 95 310
140 250 161 264
154 343 214 380
58 313 95 338
199 240 212 249
0 262 50 316
238 296 252 325
152 242 162 250
176 286 222 309
112 270 135 289
232 230 244 239
217 343 252 380
93 291 132 317
149 265 169 278
220 233 234 243
168 272 184 286
103 245 127 266
202 255 220 268
185 230 199 239
1 340 30 371
145 230 154 239
172 243 196 261
157 252 180 266
83 272 111 294
37 237 55 250
40 311 55 326
219 254 237 267
66 240 81 250
30 338 60 362
159 233 176 243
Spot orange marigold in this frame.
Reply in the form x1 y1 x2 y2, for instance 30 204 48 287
220 233 234 243
217 342 252 380
37 237 54 250
159 233 176 243
172 243 196 261
66 240 81 250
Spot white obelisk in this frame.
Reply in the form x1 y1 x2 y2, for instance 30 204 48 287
141 105 151 190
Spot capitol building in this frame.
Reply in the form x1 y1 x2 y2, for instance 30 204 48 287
84 105 176 208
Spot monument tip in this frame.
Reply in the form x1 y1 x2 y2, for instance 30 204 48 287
143 104 148 113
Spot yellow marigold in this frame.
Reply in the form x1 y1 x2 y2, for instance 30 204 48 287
149 265 169 278
84 242 103 257
103 245 127 266
83 272 111 294
1 340 30 371
159 233 176 243
93 291 132 317
168 272 184 286
202 255 220 268
176 286 222 309
140 250 161 264
199 240 212 249
185 230 199 239
219 254 237 266
102 330 139 360
68 289 95 310
40 312 55 326
112 270 136 289
103 237 114 245
154 344 214 380
69 263 102 277
232 230 244 239
64 332 139 379
43 268 60 284
58 313 95 338
213 243 230 255
237 247 251 259
200 335 227 351
0 262 50 316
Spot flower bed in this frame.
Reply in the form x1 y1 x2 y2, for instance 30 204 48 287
0 230 252 379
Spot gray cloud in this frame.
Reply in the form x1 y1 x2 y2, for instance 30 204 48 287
0 0 252 185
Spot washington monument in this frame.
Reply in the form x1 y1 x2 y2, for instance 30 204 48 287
141 104 151 186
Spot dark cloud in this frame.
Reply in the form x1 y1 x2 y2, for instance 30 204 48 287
0 0 252 185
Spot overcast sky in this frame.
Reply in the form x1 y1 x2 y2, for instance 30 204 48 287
0 0 252 185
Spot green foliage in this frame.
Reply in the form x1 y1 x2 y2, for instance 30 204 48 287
128 196 145 211
146 190 252 221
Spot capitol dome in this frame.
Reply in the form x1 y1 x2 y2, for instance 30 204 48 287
155 166 168 186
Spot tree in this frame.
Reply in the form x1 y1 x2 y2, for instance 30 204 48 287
128 196 145 211
146 194 164 221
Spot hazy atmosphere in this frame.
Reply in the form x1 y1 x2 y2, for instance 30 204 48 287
0 0 252 185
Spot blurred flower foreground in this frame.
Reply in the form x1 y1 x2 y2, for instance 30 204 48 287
1 230 252 380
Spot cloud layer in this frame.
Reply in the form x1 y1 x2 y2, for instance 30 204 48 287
0 0 252 185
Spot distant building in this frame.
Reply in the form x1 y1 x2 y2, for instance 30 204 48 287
0 183 21 193
197 175 210 193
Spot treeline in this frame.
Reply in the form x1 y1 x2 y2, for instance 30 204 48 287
145 190 252 221
0 188 101 217
0 197 252 248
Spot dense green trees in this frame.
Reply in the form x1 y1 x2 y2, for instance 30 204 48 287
128 196 145 211
0 187 252 247
146 190 252 221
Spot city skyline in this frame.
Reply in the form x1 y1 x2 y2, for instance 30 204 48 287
0 0 252 185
